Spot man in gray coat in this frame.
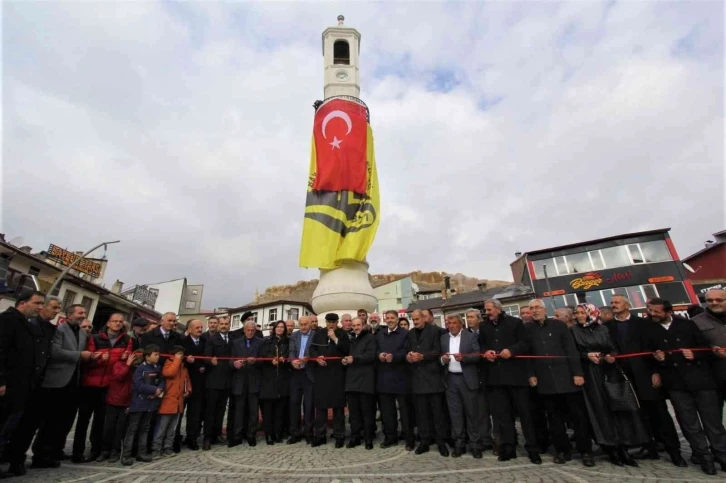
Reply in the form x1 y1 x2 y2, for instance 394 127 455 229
693 288 726 414
441 314 482 458
287 316 315 444
32 304 93 466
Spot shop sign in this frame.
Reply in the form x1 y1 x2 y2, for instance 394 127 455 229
47 244 102 278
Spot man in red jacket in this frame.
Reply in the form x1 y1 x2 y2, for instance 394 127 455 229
73 313 133 463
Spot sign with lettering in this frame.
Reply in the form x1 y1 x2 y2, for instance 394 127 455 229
694 282 724 294
47 244 102 278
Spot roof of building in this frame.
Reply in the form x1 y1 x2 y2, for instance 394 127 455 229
511 228 671 262
414 281 451 293
226 290 315 314
371 275 410 289
406 284 534 312
682 241 726 263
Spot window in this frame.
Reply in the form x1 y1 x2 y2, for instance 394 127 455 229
531 259 551 279
655 282 690 306
585 291 605 307
639 240 672 263
232 314 240 328
333 40 350 64
627 244 645 264
396 298 402 304
185 300 196 309
626 286 647 309
502 305 519 317
28 266 40 276
643 284 658 301
269 309 277 322
289 308 299 320
566 252 593 274
62 290 77 313
588 251 605 270
80 296 93 315
554 256 569 276
600 246 630 269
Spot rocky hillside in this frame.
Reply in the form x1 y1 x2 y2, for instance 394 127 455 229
253 271 512 305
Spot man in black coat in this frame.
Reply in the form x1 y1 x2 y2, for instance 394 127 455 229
645 298 726 475
604 294 682 463
229 322 263 447
465 308 495 453
525 300 593 466
0 290 45 477
140 312 183 363
181 319 206 450
200 315 219 343
309 313 350 448
407 309 448 457
202 316 233 450
343 317 376 449
479 300 540 464
376 310 414 450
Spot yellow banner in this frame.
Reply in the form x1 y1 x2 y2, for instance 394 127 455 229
299 125 380 269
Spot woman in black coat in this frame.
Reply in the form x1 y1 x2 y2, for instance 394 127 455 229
570 304 649 466
259 321 291 445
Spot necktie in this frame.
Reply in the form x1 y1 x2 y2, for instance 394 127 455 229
194 340 199 347
223 335 227 344
164 333 168 340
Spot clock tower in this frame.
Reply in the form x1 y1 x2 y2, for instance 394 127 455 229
322 15 361 99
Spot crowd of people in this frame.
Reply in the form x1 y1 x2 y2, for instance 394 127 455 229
1 288 726 478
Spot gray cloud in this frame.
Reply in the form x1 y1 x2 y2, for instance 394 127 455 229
3 2 723 309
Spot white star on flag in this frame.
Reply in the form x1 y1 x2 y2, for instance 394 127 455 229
329 137 342 149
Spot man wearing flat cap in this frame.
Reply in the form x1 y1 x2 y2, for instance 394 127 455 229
309 313 350 447
130 317 149 350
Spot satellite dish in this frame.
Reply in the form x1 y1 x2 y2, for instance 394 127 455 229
683 263 697 273
7 237 24 247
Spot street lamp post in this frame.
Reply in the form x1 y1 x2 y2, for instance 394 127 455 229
47 240 120 296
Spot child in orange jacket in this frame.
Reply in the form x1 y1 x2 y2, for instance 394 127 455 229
152 346 191 458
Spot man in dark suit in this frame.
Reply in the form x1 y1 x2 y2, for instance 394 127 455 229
376 310 413 450
465 308 495 452
441 314 482 458
0 290 46 477
309 313 350 448
202 316 232 450
140 312 182 363
479 300 540 464
287 315 315 444
407 309 448 457
31 304 92 470
526 300 593 466
343 317 377 449
645 298 726 475
604 294 682 464
229 321 263 447
181 319 206 450
200 315 219 343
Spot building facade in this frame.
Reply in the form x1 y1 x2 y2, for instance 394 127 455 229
122 278 204 316
374 276 415 313
227 299 314 332
510 228 698 318
682 229 726 304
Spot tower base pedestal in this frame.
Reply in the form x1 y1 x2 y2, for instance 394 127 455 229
311 261 377 317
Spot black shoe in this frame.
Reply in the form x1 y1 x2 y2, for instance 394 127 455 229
438 444 449 457
346 438 360 449
108 454 120 464
86 452 100 463
632 446 659 460
247 438 257 447
6 463 26 477
30 458 60 469
266 436 275 446
471 449 483 459
227 439 241 448
311 437 327 448
582 453 596 467
71 454 84 464
202 439 211 451
335 440 345 449
669 451 687 468
121 457 134 466
451 448 463 458
365 442 374 450
415 444 429 455
701 457 717 476
136 453 152 463
564 452 573 462
529 452 542 465
96 452 110 463
405 443 415 451
274 435 283 443
173 437 182 454
553 452 566 464
380 439 397 449
306 436 315 445
187 441 200 451
287 436 301 445
217 435 227 444
607 449 624 467
618 447 638 467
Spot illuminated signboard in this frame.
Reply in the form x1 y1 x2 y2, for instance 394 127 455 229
47 244 102 279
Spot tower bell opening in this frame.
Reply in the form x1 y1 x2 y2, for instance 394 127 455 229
333 40 350 65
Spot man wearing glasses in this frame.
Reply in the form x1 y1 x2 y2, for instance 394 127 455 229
693 288 726 414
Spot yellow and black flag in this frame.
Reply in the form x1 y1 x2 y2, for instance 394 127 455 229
299 97 380 269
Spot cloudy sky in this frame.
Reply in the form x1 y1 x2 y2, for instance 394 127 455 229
4 1 723 309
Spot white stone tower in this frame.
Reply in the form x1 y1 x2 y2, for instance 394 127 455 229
311 15 377 317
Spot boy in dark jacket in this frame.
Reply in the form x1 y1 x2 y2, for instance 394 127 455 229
98 350 143 463
121 345 165 466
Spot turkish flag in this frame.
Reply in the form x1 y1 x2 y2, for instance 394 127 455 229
312 98 368 194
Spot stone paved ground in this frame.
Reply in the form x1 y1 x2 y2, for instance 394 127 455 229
5 432 725 483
